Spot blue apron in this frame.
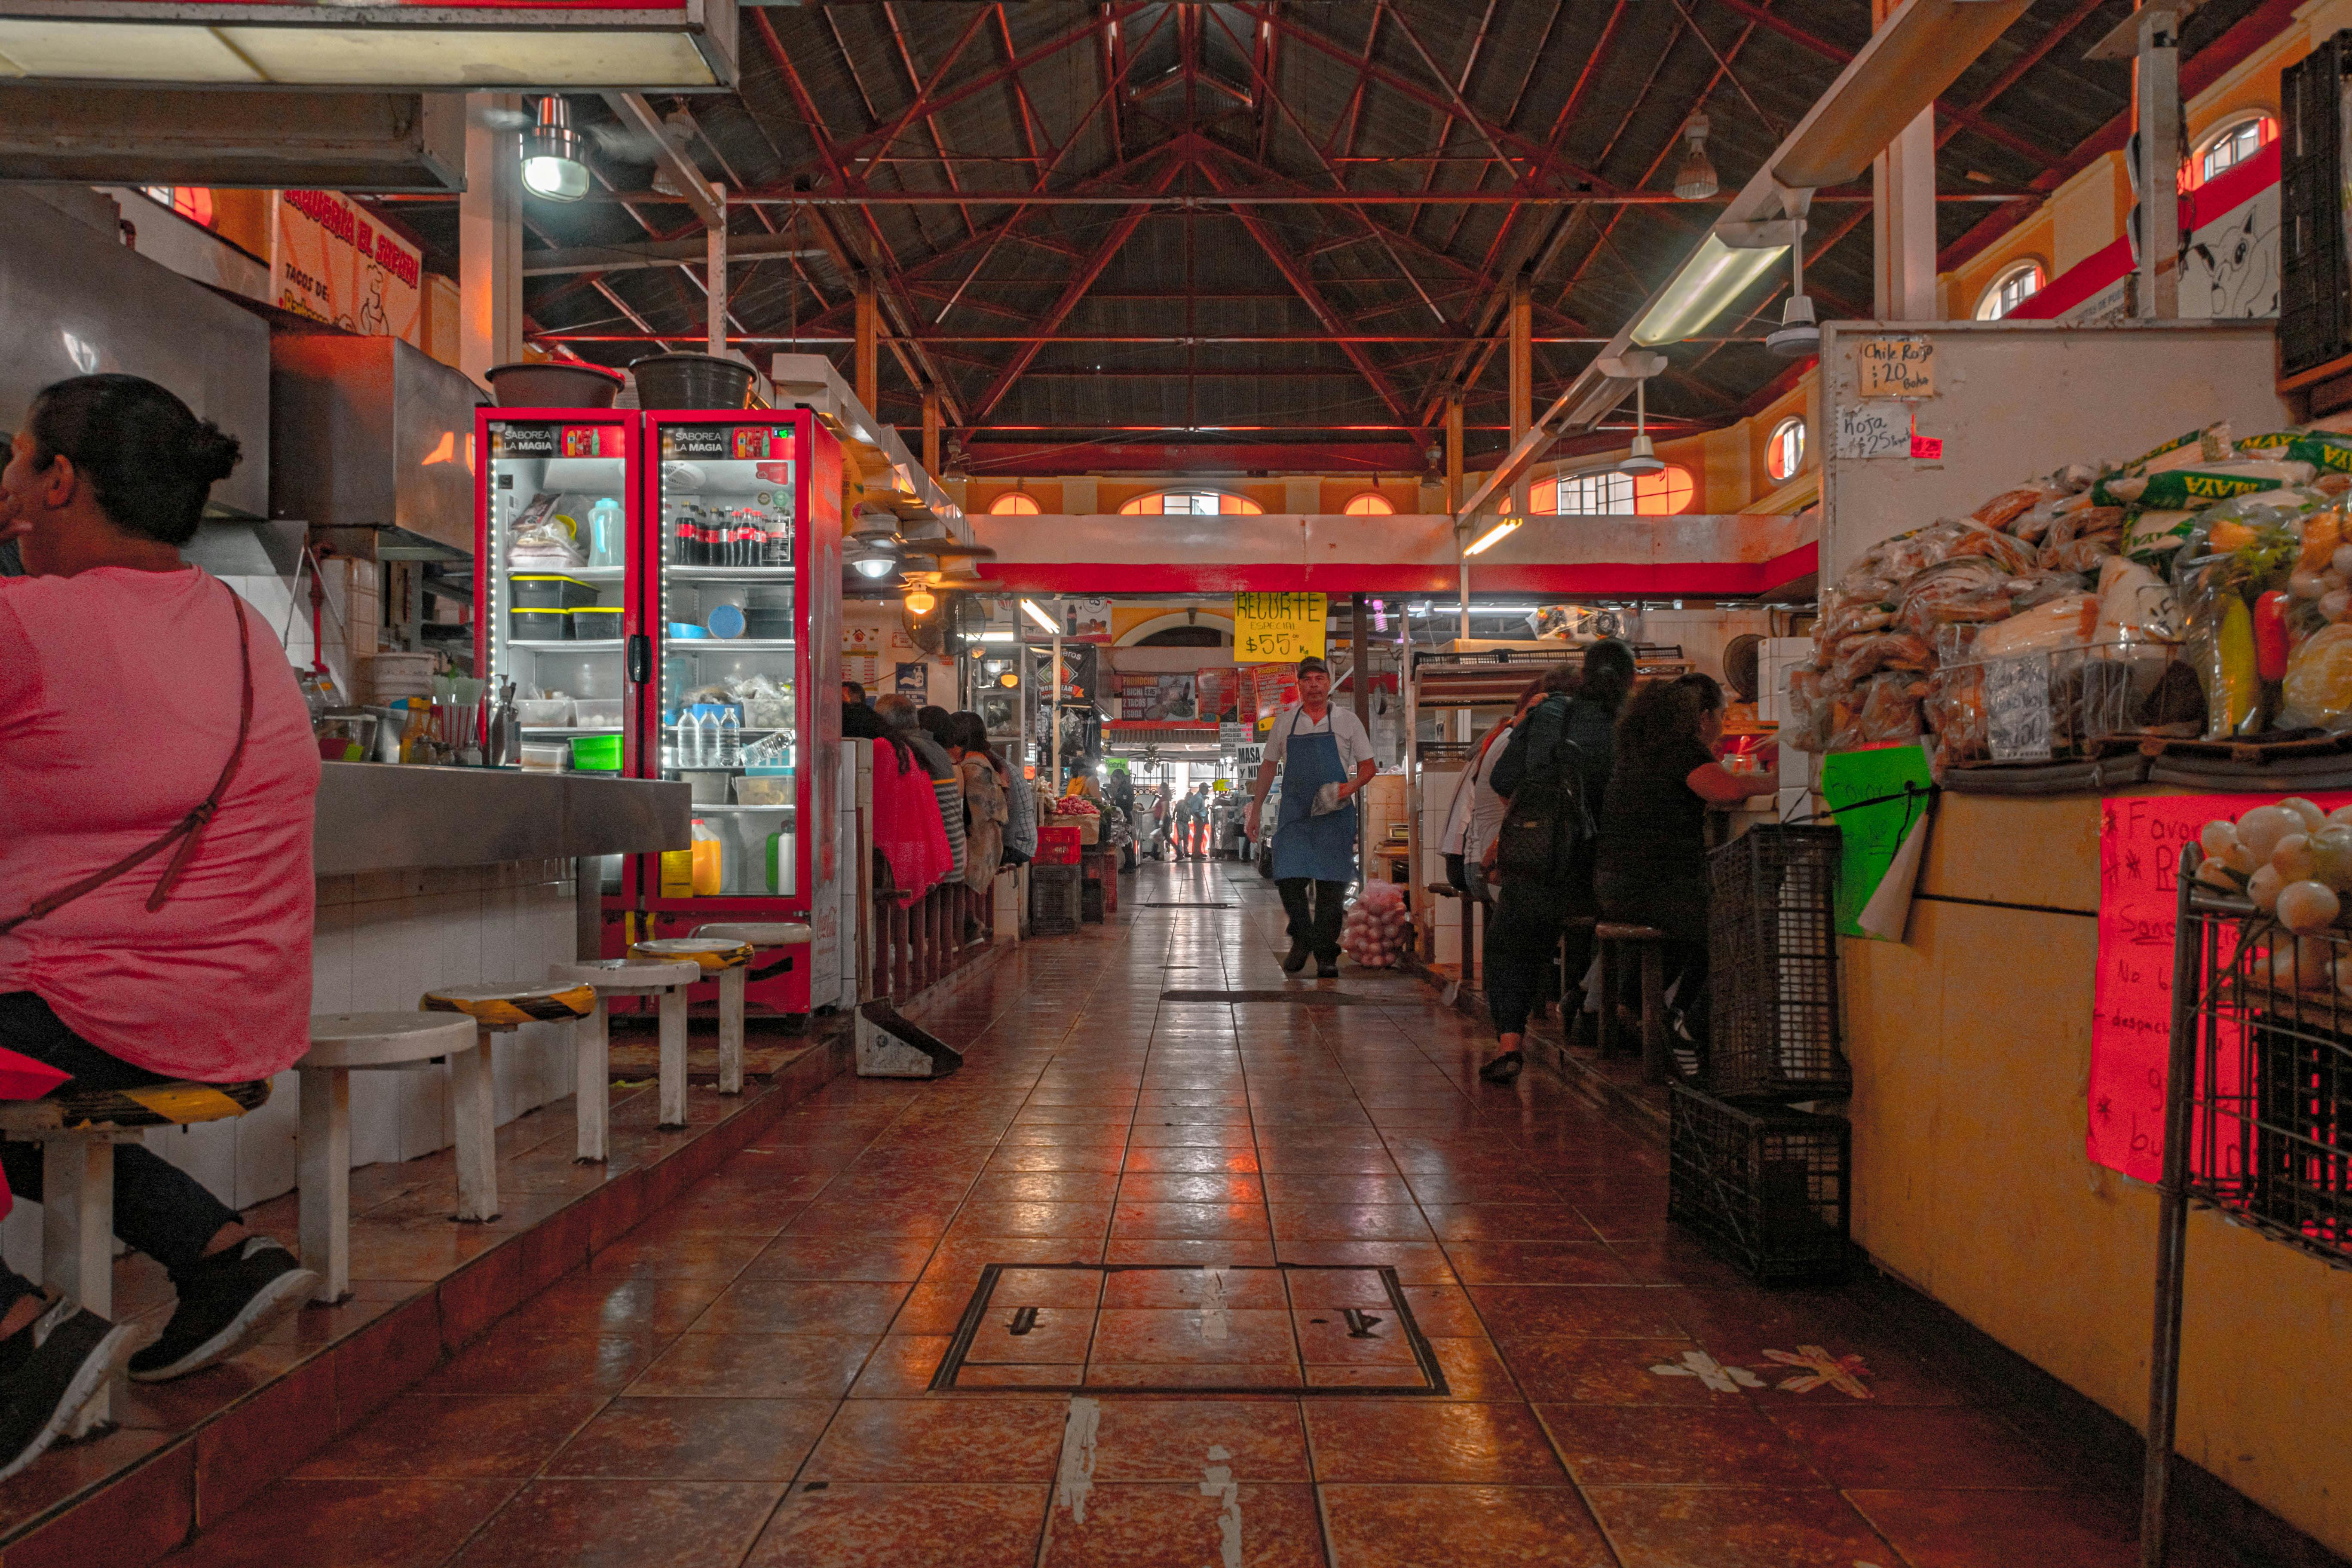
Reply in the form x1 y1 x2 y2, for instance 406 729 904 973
1271 719 1359 882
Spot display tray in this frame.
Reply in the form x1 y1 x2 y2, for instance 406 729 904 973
1940 755 2151 795
2100 728 2352 763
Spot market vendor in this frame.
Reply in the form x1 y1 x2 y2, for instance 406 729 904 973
1245 655 1377 977
0 374 321 1477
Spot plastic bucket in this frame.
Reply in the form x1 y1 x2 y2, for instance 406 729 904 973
569 733 623 772
485 362 625 409
630 353 756 410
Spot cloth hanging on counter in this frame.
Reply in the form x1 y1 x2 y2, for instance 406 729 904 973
870 738 952 905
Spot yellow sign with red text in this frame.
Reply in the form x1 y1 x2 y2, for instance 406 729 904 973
271 190 423 345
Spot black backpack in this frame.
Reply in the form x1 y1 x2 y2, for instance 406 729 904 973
1493 731 1596 884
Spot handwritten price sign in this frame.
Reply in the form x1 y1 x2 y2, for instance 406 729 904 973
1233 592 1326 664
1855 336 1936 398
1834 402 1911 461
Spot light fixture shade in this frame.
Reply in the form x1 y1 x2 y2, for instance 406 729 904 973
904 588 937 616
1633 233 1786 346
522 96 589 202
1620 435 1666 476
1766 294 1821 359
850 555 894 580
1672 113 1717 201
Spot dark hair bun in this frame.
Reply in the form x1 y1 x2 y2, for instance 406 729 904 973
28 374 242 548
181 421 242 486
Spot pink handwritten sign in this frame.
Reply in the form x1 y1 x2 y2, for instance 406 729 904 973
2093 791 2352 1178
1910 434 1944 460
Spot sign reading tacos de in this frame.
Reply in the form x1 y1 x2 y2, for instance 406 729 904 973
272 190 423 346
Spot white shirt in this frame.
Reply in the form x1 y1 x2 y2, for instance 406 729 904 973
1264 702 1375 776
1439 724 1511 858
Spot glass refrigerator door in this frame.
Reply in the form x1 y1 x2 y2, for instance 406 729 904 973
478 416 634 767
648 420 799 900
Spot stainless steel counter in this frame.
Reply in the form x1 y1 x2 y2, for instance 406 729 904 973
315 763 692 876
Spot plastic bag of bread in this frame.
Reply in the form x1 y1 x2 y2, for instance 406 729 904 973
2041 537 2118 574
2280 622 2352 731
1779 664 1836 753
2007 569 2091 609
1972 592 2098 658
1893 556 2012 638
1971 487 2054 533
2095 554 2181 697
2098 460 2314 510
1856 671 1927 743
2125 509 2199 566
2239 429 2352 477
2119 423 2236 476
1826 632 1934 691
1948 523 2038 573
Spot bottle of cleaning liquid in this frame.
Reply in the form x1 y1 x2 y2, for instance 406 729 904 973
588 497 622 569
764 826 791 894
689 819 723 897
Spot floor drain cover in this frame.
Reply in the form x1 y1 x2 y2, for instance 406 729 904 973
1160 989 1382 1004
928 1263 1447 1395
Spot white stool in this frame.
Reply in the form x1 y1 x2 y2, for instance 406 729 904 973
419 981 597 1220
0 1077 270 1432
629 937 755 1103
548 958 701 1148
688 922 814 1094
297 1013 481 1305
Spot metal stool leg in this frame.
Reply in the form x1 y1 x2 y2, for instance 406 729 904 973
46 1136 116 1433
1596 940 1621 1057
657 984 689 1128
716 967 745 1096
575 998 610 1162
297 1066 352 1303
1640 944 1670 1084
451 1026 500 1222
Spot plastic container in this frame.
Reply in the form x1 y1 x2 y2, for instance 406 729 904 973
586 498 622 568
707 603 746 640
518 742 570 772
734 772 793 806
1030 863 1082 934
572 606 623 640
514 698 572 728
631 352 756 410
485 361 625 408
1037 825 1082 865
511 574 598 610
511 608 570 641
682 770 729 805
1705 825 1848 1101
569 733 622 772
572 697 623 730
689 819 723 896
743 609 794 640
669 622 710 640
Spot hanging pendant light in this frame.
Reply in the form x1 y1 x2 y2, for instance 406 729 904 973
1766 225 1820 359
1601 351 1668 478
1672 113 1718 202
521 96 591 202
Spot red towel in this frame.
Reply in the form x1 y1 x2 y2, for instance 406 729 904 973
0 1049 70 1219
871 740 952 905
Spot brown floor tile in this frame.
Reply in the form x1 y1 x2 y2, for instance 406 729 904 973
1103 1236 1280 1268
1767 1406 2076 1490
848 1336 952 1397
1040 1482 1325 1568
1302 1400 1567 1485
631 1333 876 1399
1082 1361 1304 1390
587 1230 772 1280
785 1199 957 1238
449 1478 783 1567
546 1397 834 1480
744 1482 1048 1568
1119 1145 1264 1174
804 1398 1068 1482
1091 1308 1298 1366
160 1479 523 1568
692 1278 913 1337
740 1234 940 1282
1470 1285 1687 1340
1444 1241 1637 1286
1318 1484 1614 1567
1260 1173 1416 1206
1538 1404 1823 1486
419 1326 655 1396
1274 1240 1455 1283
520 1271 731 1335
971 1172 1126 1204
1110 1201 1272 1240
1081 1400 1311 1481
1585 1485 1902 1568
1843 1487 2142 1568
1422 1204 1601 1242
964 1306 1096 1366
949 1201 1116 1239
1114 1172 1264 1204
1268 1204 1433 1241
293 1393 605 1479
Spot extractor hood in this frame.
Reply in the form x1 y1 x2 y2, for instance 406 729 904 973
270 331 483 562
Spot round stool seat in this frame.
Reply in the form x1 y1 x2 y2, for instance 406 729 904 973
0 1077 271 1133
1594 922 1668 942
551 957 702 992
630 938 755 974
689 922 812 947
305 1012 478 1070
422 982 596 1026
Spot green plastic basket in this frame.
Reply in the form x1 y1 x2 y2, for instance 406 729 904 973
569 733 622 772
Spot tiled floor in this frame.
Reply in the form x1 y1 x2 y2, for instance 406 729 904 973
163 860 2234 1568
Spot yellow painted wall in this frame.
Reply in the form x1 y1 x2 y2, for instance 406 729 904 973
1844 790 2352 1555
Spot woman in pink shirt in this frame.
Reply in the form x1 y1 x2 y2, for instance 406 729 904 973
0 376 319 1478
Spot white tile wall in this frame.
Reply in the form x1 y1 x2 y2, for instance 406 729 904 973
0 858 582 1281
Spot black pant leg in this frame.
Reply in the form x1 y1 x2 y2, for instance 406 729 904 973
1311 880 1350 960
1487 883 1570 1038
1276 878 1315 943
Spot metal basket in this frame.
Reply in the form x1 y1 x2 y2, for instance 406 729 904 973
1706 824 1849 1100
1667 1083 1852 1283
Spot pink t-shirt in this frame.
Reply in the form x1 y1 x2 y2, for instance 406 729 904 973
0 567 319 1081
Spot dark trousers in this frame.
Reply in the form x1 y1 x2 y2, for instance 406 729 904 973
1276 878 1349 961
1596 873 1711 1040
1487 879 1593 1038
0 993 242 1313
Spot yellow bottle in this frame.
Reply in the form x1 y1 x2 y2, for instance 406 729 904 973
689 819 723 897
659 845 695 897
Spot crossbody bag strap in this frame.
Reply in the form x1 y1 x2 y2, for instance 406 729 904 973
0 586 257 937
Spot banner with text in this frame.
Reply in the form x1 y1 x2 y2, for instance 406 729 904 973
272 190 423 344
1234 592 1326 664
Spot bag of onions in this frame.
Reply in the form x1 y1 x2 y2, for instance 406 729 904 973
1338 881 1415 969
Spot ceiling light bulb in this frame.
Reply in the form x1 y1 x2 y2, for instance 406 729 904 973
1463 516 1522 557
850 555 894 579
1672 113 1717 201
904 588 937 616
520 96 590 202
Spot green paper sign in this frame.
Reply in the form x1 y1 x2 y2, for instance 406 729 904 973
1819 744 1936 939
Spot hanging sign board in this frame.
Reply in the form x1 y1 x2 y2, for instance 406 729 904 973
271 190 423 344
1984 653 2054 762
1234 592 1326 664
1234 742 1265 769
1246 662 1299 734
1197 666 1241 722
1854 336 1936 398
1834 401 1912 461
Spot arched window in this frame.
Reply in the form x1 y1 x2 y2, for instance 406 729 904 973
1553 471 1635 514
988 491 1041 515
2189 113 2276 189
1767 416 1807 484
1975 260 2044 321
1633 466 1695 516
1118 490 1264 515
1342 492 1395 515
1539 465 1696 517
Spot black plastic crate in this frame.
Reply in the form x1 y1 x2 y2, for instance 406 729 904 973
1667 1084 1852 1283
1706 825 1848 1100
2281 33 2352 377
1030 863 1081 935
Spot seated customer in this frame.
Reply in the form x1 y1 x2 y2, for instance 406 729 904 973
0 375 322 1476
877 694 963 881
1592 672 1777 1065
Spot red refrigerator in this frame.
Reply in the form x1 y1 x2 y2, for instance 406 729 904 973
623 407 842 1018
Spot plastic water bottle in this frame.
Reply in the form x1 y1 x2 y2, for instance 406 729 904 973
717 706 742 768
695 706 720 769
588 498 622 569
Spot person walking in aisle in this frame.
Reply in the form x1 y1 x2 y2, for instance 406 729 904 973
1245 655 1376 977
1476 640 1635 1084
1172 784 1206 860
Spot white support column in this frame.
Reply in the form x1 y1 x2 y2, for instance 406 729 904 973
460 92 523 388
297 1069 352 1303
1872 106 1938 321
2135 8 2184 318
45 1138 116 1433
706 201 728 356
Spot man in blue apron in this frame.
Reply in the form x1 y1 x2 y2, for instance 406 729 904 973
1243 656 1376 977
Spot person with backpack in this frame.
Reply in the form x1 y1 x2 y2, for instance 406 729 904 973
1476 640 1635 1084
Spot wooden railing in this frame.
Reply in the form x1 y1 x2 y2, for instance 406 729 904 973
867 874 1000 1004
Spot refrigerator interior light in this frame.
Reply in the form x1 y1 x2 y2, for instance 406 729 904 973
1632 232 1787 347
1461 516 1523 557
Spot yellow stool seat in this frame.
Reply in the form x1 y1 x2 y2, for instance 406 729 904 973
629 938 755 974
421 982 596 1026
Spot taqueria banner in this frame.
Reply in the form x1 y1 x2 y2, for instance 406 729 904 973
272 190 423 345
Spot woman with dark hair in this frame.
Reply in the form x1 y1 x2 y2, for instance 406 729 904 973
945 711 1008 894
0 375 322 1473
1593 671 1778 1068
1476 641 1635 1083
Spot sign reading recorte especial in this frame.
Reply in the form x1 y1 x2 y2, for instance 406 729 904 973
273 190 424 346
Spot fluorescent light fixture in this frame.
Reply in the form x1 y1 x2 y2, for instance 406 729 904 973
1020 598 1062 635
1632 232 1787 347
977 629 1017 643
1462 517 1522 557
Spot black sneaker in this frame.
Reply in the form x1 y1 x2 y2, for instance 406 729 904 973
1317 959 1340 979
0 1296 138 1481
1281 942 1311 975
127 1238 317 1384
1478 1051 1525 1084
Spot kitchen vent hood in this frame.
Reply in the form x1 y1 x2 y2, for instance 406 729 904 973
270 331 483 562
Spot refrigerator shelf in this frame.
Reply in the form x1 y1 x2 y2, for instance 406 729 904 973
663 567 796 583
668 638 797 652
502 566 624 582
511 639 624 652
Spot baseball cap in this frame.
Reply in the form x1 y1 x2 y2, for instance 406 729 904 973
1295 655 1329 675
